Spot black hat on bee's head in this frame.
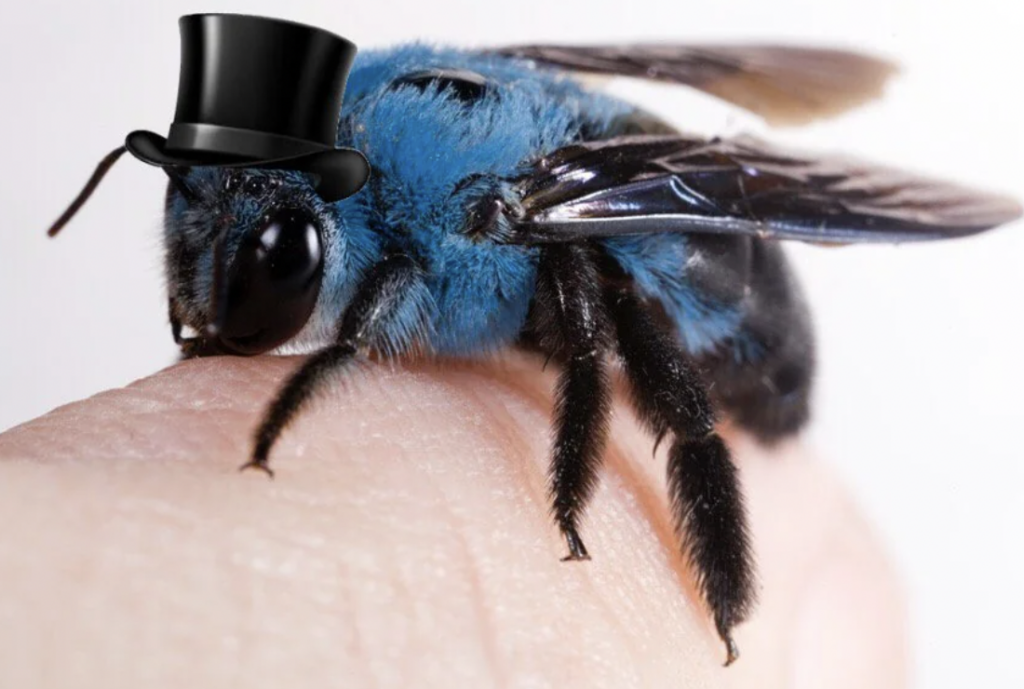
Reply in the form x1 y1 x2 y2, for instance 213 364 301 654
46 13 369 237
126 13 369 201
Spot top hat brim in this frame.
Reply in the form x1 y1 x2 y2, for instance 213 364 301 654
125 130 369 202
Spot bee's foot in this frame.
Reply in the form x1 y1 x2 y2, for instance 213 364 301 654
560 527 591 561
722 633 740 667
239 458 275 479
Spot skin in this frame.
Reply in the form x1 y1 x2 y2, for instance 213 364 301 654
0 352 906 688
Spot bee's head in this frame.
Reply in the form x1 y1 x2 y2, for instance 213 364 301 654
165 168 343 355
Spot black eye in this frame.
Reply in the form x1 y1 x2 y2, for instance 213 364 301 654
214 207 324 355
392 68 490 103
253 210 322 287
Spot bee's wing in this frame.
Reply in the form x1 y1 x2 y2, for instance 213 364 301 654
496 44 896 126
509 135 1021 245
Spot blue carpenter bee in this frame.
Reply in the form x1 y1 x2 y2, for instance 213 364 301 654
48 42 1021 665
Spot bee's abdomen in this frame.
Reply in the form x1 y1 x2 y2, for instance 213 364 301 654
697 239 816 442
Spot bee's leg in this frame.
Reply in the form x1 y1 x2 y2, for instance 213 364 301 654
533 245 612 561
604 286 754 667
243 254 424 476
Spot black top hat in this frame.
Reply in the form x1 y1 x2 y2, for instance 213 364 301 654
125 14 369 202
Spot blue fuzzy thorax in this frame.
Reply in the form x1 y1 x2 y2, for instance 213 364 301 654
163 44 741 358
332 44 635 354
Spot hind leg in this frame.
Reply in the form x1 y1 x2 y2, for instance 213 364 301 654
605 285 754 666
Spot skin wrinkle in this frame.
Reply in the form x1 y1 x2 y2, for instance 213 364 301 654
528 365 720 658
523 365 705 664
427 466 507 687
442 367 548 504
563 487 647 683
9 386 254 465
603 409 712 624
0 354 906 688
336 559 375 689
729 437 863 686
263 525 376 680
540 398 650 678
434 367 556 552
597 439 691 665
446 365 645 684
436 361 684 684
357 432 448 687
320 365 501 685
369 520 417 687
30 357 695 681
124 449 362 678
443 362 598 560
300 349 712 661
466 386 640 685
466 356 697 591
422 368 602 679
429 382 554 684
361 360 605 680
462 361 685 681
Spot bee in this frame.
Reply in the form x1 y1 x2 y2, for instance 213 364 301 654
49 40 1021 665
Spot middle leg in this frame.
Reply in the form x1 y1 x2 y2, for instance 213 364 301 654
532 244 613 561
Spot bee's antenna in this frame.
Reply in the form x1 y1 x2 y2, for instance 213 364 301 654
47 145 128 237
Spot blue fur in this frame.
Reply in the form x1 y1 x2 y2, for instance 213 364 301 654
164 44 744 357
601 234 744 354
334 45 636 354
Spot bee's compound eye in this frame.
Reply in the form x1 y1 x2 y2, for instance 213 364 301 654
216 208 324 355
392 68 490 103
255 210 323 289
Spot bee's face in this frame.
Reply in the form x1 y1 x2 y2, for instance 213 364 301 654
164 168 334 355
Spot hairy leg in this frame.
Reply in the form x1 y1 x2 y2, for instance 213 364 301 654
245 254 424 474
605 286 755 665
531 245 613 560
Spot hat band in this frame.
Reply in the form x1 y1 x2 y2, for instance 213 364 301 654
166 123 329 161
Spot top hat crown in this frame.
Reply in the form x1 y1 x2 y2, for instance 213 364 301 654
125 14 369 202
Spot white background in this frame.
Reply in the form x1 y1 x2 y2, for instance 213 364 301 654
1 0 1021 686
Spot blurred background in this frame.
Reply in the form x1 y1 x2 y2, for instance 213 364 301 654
1 0 1021 685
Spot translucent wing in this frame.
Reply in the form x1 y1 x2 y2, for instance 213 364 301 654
496 44 897 126
508 135 1021 245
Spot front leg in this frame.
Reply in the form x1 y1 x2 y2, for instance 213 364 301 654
605 286 754 666
244 254 426 475
533 245 613 561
